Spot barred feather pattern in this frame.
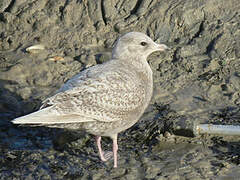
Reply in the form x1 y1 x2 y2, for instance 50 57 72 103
41 60 147 125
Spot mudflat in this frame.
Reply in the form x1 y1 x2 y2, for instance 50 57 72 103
0 0 240 179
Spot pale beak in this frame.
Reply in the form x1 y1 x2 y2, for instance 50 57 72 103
158 44 170 51
153 42 169 51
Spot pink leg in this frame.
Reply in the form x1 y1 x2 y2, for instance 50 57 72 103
95 136 107 161
113 137 118 168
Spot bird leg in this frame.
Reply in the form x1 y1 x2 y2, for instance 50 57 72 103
95 135 118 168
112 137 118 168
95 136 107 162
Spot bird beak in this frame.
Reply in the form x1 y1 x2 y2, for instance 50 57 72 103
152 42 169 51
157 43 170 51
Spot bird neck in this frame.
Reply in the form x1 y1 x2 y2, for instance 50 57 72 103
111 45 152 79
124 56 153 82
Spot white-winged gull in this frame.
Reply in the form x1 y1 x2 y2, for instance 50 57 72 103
12 32 169 168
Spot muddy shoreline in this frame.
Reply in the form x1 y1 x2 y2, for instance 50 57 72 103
1 0 240 179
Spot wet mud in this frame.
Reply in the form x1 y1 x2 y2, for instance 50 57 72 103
1 0 240 179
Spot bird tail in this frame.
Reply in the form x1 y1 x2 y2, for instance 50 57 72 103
12 107 94 125
12 107 58 124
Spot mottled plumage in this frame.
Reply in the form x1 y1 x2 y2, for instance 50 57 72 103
12 32 169 168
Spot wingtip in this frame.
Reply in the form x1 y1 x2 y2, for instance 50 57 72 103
11 115 34 124
11 118 23 124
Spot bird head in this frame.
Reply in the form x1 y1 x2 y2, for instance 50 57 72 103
112 32 169 60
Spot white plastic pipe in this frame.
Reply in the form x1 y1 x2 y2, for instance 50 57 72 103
195 124 240 136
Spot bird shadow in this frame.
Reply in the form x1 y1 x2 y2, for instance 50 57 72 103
0 79 78 152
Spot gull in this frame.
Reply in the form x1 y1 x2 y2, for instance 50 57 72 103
12 32 169 168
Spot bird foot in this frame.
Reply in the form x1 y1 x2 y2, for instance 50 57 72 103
103 151 113 161
99 150 113 162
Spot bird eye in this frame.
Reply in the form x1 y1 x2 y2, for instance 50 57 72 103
140 42 147 46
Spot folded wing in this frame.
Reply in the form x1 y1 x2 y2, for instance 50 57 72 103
12 64 145 124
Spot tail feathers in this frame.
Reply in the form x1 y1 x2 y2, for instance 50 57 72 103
12 107 94 124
